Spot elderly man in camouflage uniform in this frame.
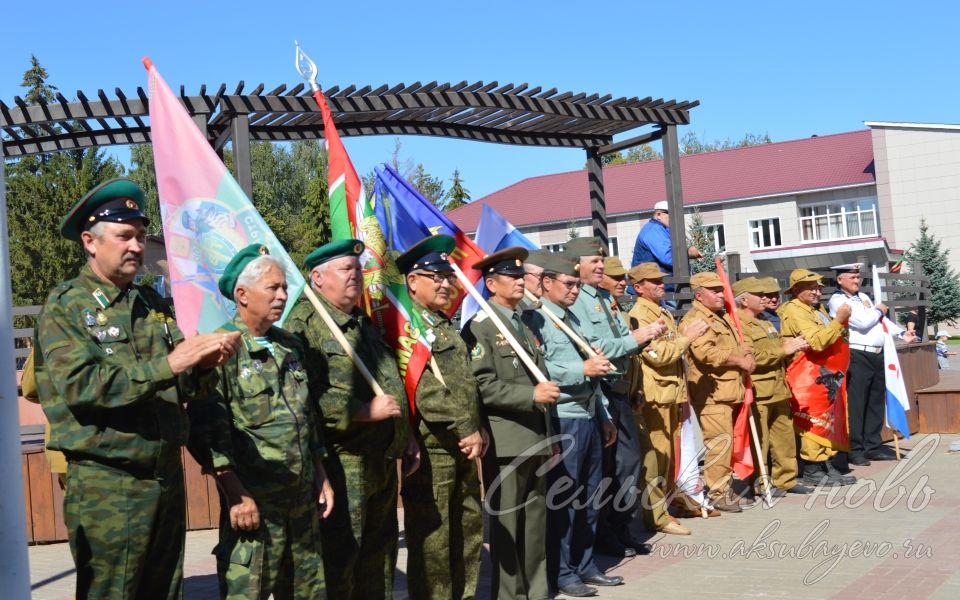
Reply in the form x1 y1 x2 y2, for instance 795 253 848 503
463 247 560 600
398 235 486 600
565 238 664 559
286 239 415 600
679 271 756 513
732 277 813 496
34 178 241 599
627 262 708 528
188 244 334 598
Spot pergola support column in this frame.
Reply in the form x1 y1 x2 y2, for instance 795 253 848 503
231 115 253 200
585 146 608 248
662 125 688 278
0 143 32 598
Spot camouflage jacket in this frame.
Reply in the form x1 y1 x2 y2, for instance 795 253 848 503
286 294 408 459
411 302 481 455
187 315 325 501
34 263 214 471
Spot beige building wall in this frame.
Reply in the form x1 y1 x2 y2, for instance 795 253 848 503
870 124 960 274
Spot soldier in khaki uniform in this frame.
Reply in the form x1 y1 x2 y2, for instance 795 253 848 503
397 235 486 600
626 262 708 530
679 271 755 512
462 247 560 600
731 277 813 496
188 244 332 599
778 269 855 487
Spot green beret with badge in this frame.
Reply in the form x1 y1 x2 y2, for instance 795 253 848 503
396 234 456 274
473 246 529 276
304 239 365 271
218 244 271 300
59 178 149 242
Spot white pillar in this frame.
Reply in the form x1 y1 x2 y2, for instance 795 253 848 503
0 143 32 597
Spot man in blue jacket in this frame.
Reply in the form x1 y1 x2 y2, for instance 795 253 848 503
631 201 702 274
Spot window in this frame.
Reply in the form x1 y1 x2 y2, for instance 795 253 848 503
607 236 619 257
799 199 878 242
749 218 782 249
544 243 565 253
703 224 726 253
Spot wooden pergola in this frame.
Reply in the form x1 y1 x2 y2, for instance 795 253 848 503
1 80 698 262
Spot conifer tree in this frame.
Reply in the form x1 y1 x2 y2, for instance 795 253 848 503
906 219 960 326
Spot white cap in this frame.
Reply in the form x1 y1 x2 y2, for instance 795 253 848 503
653 200 669 212
831 263 863 274
937 330 950 338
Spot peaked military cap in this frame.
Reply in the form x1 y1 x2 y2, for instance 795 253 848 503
218 244 272 300
732 277 765 296
788 268 824 290
690 271 723 289
629 262 669 282
604 256 627 278
542 254 579 277
831 263 863 275
304 239 365 271
473 246 529 276
524 249 553 268
59 178 149 242
396 235 455 274
564 236 606 258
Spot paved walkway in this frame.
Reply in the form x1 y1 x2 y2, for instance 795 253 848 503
29 433 960 599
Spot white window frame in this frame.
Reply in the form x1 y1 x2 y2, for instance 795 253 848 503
607 236 619 258
544 243 565 253
703 224 725 253
798 198 879 243
748 218 782 250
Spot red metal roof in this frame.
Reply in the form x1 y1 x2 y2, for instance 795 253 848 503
448 129 875 232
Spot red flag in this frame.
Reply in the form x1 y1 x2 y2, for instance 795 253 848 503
713 258 755 480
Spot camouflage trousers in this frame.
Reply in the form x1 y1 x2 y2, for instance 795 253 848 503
402 449 483 600
214 490 325 600
321 452 399 599
64 457 185 600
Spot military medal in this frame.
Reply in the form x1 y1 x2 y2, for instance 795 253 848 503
83 311 96 327
595 303 602 312
426 329 436 344
240 368 252 380
96 311 108 326
104 347 114 355
95 329 106 341
252 360 264 372
107 326 120 338
512 357 519 369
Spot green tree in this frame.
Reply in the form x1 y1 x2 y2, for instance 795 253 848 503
687 209 719 274
410 163 445 208
601 144 662 166
127 145 162 235
567 221 580 241
444 169 470 210
681 131 772 155
287 148 331 267
906 219 960 326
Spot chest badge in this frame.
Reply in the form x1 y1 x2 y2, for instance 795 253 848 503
107 326 120 338
96 311 108 326
512 357 520 369
252 360 264 372
425 329 436 344
240 367 252 380
83 311 96 327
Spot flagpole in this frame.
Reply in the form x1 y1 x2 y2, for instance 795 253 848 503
302 286 386 396
527 290 597 357
715 257 774 507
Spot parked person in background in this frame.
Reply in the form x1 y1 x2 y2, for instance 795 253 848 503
936 331 955 369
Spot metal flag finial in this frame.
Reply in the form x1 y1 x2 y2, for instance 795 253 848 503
294 41 320 92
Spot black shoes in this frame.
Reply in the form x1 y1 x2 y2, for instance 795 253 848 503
866 447 898 461
786 483 815 494
848 454 872 466
558 582 598 597
824 460 857 485
581 573 624 586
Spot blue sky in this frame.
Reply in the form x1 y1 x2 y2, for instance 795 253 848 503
2 0 957 200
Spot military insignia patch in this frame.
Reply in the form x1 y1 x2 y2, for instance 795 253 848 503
96 311 108 326
240 368 252 380
470 344 485 361
252 360 264 372
107 326 120 338
83 311 96 327
92 288 110 309
425 329 436 344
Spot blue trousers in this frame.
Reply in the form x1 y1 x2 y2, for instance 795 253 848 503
547 416 603 589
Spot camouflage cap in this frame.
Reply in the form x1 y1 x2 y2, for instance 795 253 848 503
542 254 580 277
690 271 723 289
732 277 765 296
473 246 529 276
788 268 824 290
757 276 782 294
628 262 669 282
304 239 365 271
218 244 271 300
396 234 455 274
603 256 627 278
59 178 149 242
564 236 606 258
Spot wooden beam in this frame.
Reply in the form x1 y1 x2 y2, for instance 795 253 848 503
585 147 608 246
661 125 688 278
231 114 253 200
595 127 664 156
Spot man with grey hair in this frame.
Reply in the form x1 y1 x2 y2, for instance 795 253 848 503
35 178 242 599
188 244 333 598
286 239 416 599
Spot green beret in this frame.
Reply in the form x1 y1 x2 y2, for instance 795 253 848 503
396 235 455 274
218 244 271 300
564 236 606 258
732 277 764 296
304 239 365 271
474 247 529 276
59 178 148 242
542 254 579 277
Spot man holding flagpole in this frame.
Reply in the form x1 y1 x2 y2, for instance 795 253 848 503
397 235 486 600
286 240 415 600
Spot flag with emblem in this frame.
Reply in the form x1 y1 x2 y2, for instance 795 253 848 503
146 58 305 336
309 86 433 410
873 266 912 439
675 392 709 510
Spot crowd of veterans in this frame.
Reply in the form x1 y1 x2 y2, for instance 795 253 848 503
31 178 915 600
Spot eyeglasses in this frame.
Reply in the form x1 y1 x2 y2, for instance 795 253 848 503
548 276 582 290
415 272 457 285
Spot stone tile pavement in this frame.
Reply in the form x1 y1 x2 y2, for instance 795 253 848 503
28 433 960 599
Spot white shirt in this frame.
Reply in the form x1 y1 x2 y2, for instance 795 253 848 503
828 290 886 347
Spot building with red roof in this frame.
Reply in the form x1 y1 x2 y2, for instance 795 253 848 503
448 123 960 276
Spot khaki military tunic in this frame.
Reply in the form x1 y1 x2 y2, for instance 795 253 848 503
737 308 798 491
